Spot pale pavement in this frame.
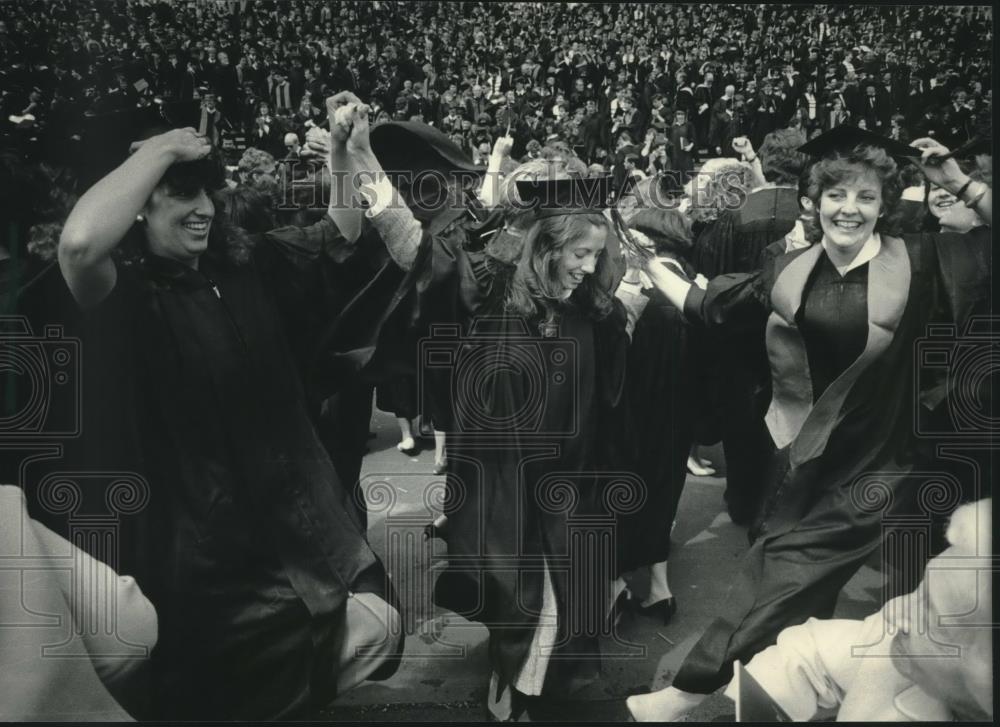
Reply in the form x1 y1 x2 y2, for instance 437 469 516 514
321 407 882 721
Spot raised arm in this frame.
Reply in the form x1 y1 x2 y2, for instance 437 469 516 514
733 136 767 189
644 253 773 329
325 92 367 244
479 133 514 209
912 137 991 227
58 129 211 308
335 100 423 271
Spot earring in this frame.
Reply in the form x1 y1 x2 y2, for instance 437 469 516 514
136 214 145 223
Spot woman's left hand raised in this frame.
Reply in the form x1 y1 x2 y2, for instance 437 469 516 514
911 137 967 192
344 101 373 158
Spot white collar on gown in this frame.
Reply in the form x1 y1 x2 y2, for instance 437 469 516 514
821 231 882 277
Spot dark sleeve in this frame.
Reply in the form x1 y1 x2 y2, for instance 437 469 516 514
595 297 630 410
682 261 775 330
417 219 499 324
691 213 739 277
927 226 992 324
259 212 360 271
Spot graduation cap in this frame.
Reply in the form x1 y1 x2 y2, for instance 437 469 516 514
370 121 482 224
735 187 800 237
75 102 222 189
798 125 921 165
514 175 616 218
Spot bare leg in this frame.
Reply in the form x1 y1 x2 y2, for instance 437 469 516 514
332 592 402 694
395 418 415 453
642 560 672 607
433 430 447 470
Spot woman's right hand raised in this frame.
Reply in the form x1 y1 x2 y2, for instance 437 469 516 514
492 134 514 158
326 91 365 150
129 128 211 163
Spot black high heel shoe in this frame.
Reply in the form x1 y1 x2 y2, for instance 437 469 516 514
634 596 677 626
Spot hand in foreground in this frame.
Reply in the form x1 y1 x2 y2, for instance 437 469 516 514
910 137 967 191
344 101 373 158
492 134 514 158
326 91 364 148
732 136 754 158
129 127 211 163
302 126 331 160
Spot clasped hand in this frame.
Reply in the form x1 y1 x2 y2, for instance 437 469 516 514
324 91 373 158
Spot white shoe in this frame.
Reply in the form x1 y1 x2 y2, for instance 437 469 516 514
626 687 704 722
687 456 716 477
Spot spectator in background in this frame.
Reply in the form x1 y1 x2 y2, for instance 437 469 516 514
282 132 301 161
249 100 283 157
0 2 993 184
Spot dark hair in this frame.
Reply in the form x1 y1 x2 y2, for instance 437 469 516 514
160 153 226 198
629 207 693 257
118 159 248 268
803 145 902 244
214 186 274 235
758 128 810 185
797 165 813 202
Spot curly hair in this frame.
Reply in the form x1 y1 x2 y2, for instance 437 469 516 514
117 157 250 269
803 144 903 244
215 186 274 234
758 128 811 185
237 148 277 179
504 211 615 320
628 207 693 257
686 157 751 224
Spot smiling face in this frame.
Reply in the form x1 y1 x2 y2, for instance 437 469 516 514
927 185 956 220
935 185 983 232
554 223 605 295
142 183 215 266
818 165 883 254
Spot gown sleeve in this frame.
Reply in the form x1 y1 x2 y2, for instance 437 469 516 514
926 225 992 325
682 257 776 331
255 214 409 398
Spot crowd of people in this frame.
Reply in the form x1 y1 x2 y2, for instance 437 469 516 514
0 2 993 175
1 1 994 724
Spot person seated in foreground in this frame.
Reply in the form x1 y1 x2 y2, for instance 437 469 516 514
721 498 992 722
0 485 157 720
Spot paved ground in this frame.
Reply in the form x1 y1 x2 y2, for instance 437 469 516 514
321 407 884 722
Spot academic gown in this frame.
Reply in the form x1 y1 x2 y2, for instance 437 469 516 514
691 204 797 523
417 215 631 698
49 217 403 720
671 228 992 694
613 269 696 573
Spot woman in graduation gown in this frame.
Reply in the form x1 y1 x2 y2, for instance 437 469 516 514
627 128 992 721
612 208 698 621
55 115 408 719
332 102 640 719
